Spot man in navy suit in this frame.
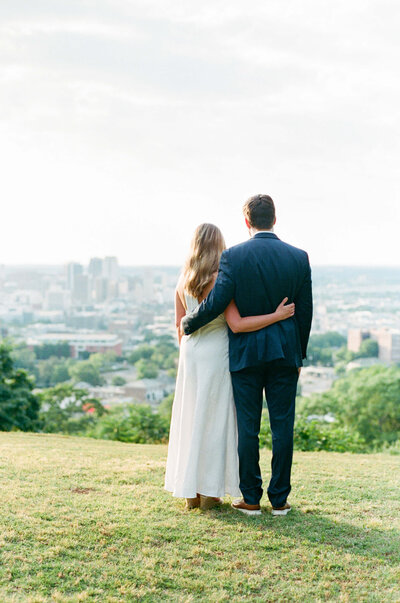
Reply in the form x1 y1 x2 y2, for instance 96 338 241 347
181 194 313 515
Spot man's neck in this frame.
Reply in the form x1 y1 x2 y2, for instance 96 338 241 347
250 227 274 237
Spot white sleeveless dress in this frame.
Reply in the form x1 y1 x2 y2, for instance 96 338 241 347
164 293 241 498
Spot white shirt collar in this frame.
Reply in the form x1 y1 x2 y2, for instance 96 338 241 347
250 228 275 237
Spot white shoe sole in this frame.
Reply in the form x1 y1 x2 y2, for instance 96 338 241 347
231 504 261 516
271 507 291 516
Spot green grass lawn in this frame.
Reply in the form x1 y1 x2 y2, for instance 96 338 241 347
0 433 399 602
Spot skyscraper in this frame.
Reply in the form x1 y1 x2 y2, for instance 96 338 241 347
66 262 83 290
88 257 103 279
103 256 119 281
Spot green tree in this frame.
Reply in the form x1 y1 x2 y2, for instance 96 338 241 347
69 361 104 386
37 357 71 387
357 338 379 358
304 332 347 367
298 365 400 447
89 351 117 371
259 410 365 452
334 345 355 365
38 383 106 434
293 417 365 452
330 365 400 445
34 342 70 360
135 359 158 380
89 404 169 443
11 344 37 373
151 344 178 371
111 375 126 386
159 393 174 423
52 363 70 384
0 342 39 431
128 345 154 364
127 341 178 374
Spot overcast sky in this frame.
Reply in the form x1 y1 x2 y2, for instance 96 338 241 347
1 0 399 267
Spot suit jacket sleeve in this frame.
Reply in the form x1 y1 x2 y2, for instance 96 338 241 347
294 254 313 358
181 249 235 335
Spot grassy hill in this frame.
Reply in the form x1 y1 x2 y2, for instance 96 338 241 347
0 433 399 602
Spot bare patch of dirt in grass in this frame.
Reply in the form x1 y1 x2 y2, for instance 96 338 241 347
70 487 97 494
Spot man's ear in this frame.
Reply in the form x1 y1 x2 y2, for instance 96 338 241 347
273 216 277 226
245 217 251 229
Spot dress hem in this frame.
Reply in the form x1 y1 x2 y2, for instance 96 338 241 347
164 485 241 499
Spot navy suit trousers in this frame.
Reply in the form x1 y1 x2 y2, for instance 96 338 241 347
231 361 299 507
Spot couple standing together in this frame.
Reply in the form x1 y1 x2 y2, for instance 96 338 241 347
165 195 313 515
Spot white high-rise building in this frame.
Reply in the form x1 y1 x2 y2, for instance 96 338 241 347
94 277 109 302
88 257 103 279
66 262 83 290
103 257 119 281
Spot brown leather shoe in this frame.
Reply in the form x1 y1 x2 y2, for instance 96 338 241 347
231 498 261 516
271 502 291 516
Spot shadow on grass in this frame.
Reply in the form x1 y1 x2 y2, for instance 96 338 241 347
207 503 400 566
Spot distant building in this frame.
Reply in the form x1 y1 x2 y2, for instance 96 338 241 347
45 287 70 311
118 279 129 296
66 310 105 330
347 328 400 363
66 263 83 290
347 329 371 353
123 375 175 405
88 257 103 279
143 270 154 298
107 280 119 300
103 257 119 281
27 332 122 358
299 366 336 397
72 274 89 304
376 330 400 363
94 277 109 302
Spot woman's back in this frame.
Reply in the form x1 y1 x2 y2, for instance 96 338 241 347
164 289 240 499
183 292 226 335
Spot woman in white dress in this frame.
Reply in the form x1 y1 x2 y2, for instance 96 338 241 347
164 224 294 510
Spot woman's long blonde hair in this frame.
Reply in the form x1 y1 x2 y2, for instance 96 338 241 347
182 223 226 300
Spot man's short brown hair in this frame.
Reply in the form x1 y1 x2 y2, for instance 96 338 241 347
243 194 275 230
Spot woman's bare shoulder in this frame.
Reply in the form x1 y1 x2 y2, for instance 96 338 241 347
176 272 185 289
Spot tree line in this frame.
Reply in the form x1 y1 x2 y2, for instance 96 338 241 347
1 338 399 453
11 335 179 388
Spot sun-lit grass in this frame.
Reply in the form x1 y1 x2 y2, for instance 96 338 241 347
0 432 399 602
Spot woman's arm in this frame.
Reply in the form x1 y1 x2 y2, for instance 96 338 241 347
175 289 187 345
224 298 295 334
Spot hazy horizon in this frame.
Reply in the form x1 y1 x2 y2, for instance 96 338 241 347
1 1 399 266
2 262 400 270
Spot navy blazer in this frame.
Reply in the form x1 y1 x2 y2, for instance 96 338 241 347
181 232 313 372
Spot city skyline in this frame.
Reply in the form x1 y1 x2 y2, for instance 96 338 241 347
2 259 400 269
1 1 399 266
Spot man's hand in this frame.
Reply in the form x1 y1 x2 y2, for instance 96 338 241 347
298 367 302 377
